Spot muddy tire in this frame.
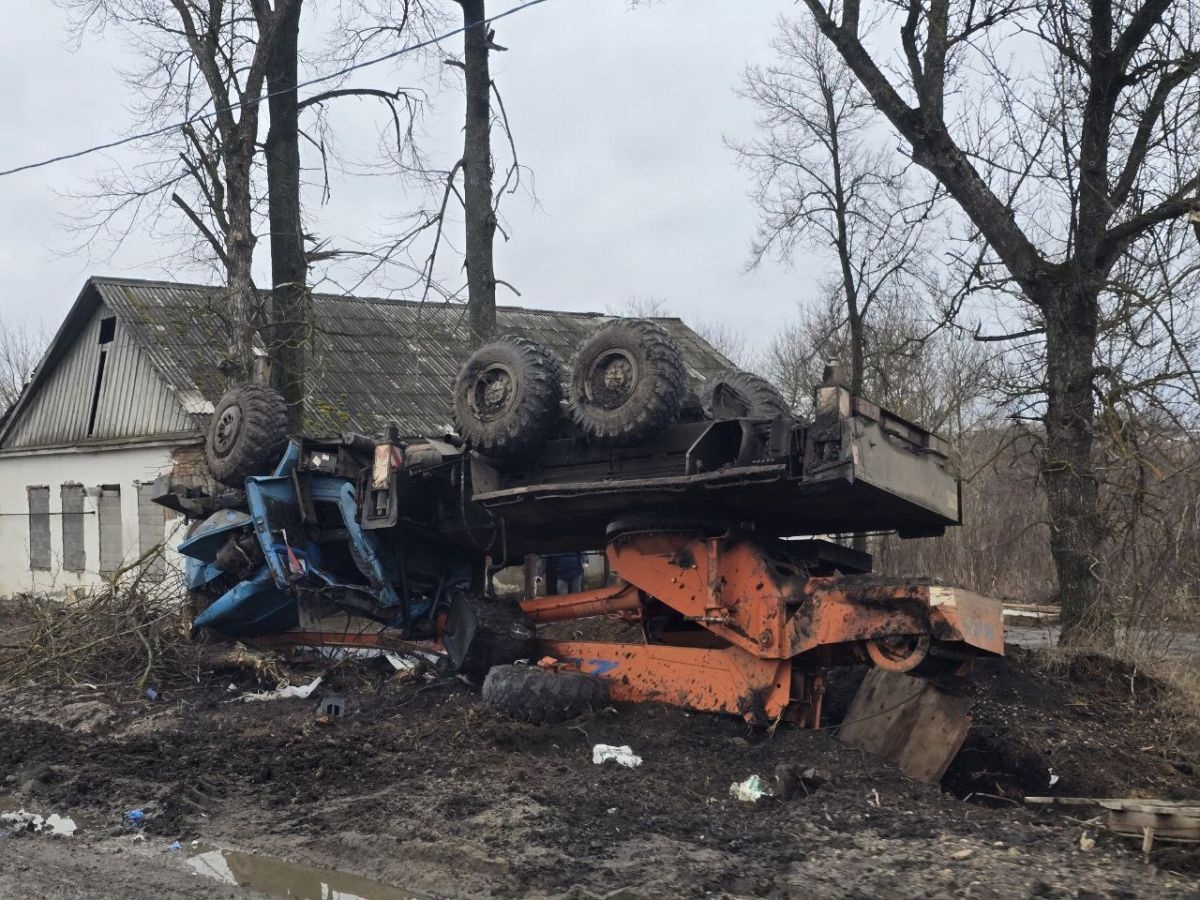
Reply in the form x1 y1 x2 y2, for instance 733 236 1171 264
482 665 609 724
453 336 564 459
701 370 790 419
205 384 289 488
568 319 685 445
444 592 537 676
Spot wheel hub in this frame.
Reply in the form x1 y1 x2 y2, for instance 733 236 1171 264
470 363 517 422
585 349 639 410
212 404 243 457
865 633 930 672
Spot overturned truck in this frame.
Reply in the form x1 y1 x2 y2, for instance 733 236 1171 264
156 318 1002 727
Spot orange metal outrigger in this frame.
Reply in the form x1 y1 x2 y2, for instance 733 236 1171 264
519 528 1003 726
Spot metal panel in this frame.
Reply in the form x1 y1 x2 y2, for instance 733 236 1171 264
4 303 193 449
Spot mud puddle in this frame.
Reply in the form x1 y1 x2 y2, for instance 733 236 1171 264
0 797 101 836
185 845 430 899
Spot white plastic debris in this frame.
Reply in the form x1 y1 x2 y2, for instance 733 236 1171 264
242 676 323 702
729 774 772 803
592 744 643 768
384 652 420 672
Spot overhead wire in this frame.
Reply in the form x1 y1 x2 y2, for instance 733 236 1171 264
0 0 553 179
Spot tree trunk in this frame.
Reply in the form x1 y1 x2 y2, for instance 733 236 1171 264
1041 285 1104 641
460 0 498 346
265 0 309 431
223 142 259 382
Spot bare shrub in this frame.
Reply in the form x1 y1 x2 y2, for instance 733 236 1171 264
0 552 200 689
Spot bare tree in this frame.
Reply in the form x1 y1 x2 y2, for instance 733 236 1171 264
732 16 942 397
63 0 305 384
800 0 1200 640
458 0 498 344
263 0 309 428
0 321 50 415
329 1 523 345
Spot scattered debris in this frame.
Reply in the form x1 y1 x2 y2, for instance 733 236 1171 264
167 840 182 852
315 695 345 718
772 763 834 799
1027 796 1200 858
1080 831 1097 852
949 848 974 861
729 775 772 803
384 652 419 672
145 688 159 700
592 744 642 768
124 809 145 828
243 676 324 703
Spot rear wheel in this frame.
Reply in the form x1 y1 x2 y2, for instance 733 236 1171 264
482 665 608 724
205 383 289 488
568 319 685 445
453 336 564 459
700 370 790 419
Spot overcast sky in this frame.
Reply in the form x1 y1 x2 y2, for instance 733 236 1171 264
0 1 819 358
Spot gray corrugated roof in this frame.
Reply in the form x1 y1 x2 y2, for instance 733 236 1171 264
89 277 733 438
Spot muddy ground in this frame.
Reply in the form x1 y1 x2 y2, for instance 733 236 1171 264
1 638 1199 898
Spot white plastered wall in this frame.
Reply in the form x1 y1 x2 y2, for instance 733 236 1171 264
0 444 189 596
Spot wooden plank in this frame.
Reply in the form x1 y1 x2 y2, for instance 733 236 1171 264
837 667 972 783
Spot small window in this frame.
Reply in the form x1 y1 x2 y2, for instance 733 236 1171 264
97 485 122 576
135 482 165 581
98 316 116 345
61 483 86 572
27 486 51 571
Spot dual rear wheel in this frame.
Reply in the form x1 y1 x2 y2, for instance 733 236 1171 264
453 318 792 459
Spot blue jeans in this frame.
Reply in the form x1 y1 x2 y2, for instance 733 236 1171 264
556 574 583 594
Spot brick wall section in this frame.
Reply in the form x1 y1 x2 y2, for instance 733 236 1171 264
97 486 122 576
60 483 86 572
135 482 165 580
26 486 51 570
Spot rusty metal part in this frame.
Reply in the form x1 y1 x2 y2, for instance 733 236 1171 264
541 638 792 724
521 584 641 623
257 630 443 655
865 634 930 672
524 531 1003 726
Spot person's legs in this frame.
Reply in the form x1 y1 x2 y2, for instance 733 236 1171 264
556 575 584 594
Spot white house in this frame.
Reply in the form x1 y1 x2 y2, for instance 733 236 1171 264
0 276 730 597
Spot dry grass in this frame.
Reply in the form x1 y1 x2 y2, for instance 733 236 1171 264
1027 639 1200 754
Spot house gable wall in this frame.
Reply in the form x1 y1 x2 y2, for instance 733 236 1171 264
3 300 195 450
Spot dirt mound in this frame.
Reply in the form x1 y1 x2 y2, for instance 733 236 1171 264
944 648 1200 803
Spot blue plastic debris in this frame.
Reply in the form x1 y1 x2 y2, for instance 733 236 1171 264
145 688 159 700
124 810 145 827
167 840 181 851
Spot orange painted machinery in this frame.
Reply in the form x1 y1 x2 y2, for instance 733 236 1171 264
518 525 1002 726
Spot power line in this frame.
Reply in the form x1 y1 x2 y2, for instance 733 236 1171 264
0 0 552 180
